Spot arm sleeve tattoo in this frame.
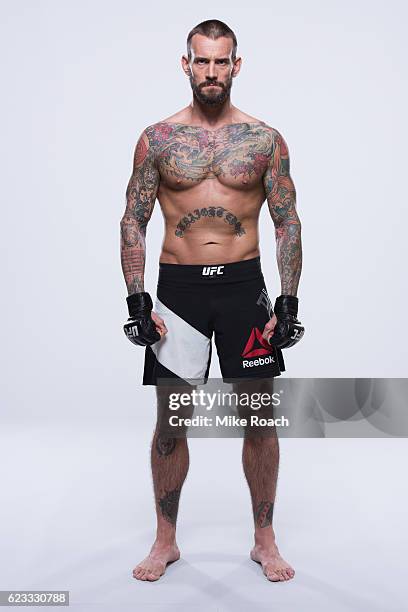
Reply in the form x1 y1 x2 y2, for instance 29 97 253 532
263 130 302 296
120 128 159 294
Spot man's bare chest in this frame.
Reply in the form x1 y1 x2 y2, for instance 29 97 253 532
154 123 273 189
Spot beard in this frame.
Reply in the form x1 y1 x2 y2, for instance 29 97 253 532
189 75 232 106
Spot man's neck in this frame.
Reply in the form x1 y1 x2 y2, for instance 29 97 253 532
187 98 237 129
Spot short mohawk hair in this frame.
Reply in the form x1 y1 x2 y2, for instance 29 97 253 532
187 19 237 60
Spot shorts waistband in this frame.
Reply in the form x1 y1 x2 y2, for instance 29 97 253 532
158 257 263 284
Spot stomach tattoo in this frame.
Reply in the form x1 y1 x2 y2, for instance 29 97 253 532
175 206 246 238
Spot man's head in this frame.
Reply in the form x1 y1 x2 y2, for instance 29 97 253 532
182 19 241 106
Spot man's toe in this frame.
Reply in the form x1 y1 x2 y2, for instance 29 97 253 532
266 569 281 581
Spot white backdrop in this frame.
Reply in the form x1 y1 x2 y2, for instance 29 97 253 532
1 2 407 610
2 0 408 425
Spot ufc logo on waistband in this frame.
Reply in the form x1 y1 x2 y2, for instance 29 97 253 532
202 265 225 276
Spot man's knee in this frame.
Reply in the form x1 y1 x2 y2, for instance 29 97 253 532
155 384 195 441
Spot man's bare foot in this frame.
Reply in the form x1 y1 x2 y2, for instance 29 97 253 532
250 539 295 582
132 541 180 582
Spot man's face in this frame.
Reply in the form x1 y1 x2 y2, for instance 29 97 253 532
184 34 240 106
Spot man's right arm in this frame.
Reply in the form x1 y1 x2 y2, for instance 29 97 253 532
120 129 159 294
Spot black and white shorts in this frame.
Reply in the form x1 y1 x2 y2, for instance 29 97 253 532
143 257 285 385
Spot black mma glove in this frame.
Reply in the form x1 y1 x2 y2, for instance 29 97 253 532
123 292 161 346
268 295 305 349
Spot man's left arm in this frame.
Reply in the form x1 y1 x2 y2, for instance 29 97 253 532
263 130 302 295
262 130 304 348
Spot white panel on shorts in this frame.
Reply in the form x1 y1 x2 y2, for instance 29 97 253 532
151 298 211 379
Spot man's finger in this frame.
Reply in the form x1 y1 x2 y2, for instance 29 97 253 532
151 312 168 335
262 321 275 337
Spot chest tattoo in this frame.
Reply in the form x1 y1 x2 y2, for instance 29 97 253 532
152 122 273 182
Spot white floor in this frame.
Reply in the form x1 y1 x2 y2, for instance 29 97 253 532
0 419 406 612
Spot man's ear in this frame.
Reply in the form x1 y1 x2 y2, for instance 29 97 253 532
232 56 242 78
181 55 191 77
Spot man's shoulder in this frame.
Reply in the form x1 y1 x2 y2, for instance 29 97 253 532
260 122 287 144
143 108 190 137
249 118 282 138
236 113 284 143
134 121 177 152
250 121 289 158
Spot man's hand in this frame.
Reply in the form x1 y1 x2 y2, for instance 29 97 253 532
124 292 166 346
262 295 305 349
151 311 168 337
262 313 278 344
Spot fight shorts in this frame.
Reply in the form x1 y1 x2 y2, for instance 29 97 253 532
143 257 285 385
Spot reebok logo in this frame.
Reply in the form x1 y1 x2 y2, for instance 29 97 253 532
242 327 272 359
243 355 275 368
202 265 224 276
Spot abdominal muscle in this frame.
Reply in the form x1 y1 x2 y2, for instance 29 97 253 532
159 222 261 265
157 179 264 265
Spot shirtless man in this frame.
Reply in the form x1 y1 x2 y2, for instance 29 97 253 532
120 19 304 582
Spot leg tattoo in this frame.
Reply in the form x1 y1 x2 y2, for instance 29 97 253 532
155 436 176 456
255 501 274 528
242 435 279 531
158 487 181 525
152 387 191 532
